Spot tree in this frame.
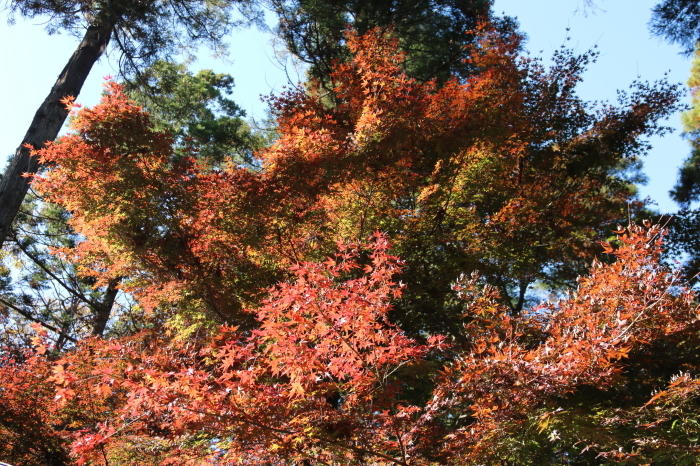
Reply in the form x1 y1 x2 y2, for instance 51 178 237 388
649 0 700 55
616 0 700 284
259 26 680 329
0 59 262 344
28 25 681 337
0 0 263 251
660 45 700 283
30 81 280 326
269 0 508 91
0 326 130 466
2 24 693 464
0 344 74 466
124 60 266 168
670 42 700 206
27 224 700 464
428 222 700 464
3 192 126 340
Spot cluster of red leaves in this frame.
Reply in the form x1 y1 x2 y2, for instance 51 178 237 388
6 224 694 465
255 232 432 394
0 348 72 465
0 326 123 466
47 235 445 465
427 222 700 462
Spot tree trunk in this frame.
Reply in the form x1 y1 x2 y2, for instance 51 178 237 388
92 278 120 336
0 19 114 248
511 279 530 316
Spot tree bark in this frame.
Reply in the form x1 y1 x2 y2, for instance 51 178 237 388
0 19 114 248
92 278 120 336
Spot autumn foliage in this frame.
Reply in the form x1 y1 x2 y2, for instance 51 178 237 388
7 222 700 464
1 24 698 465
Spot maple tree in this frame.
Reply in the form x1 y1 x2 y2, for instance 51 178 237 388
0 59 262 344
1 23 697 465
258 25 681 329
6 223 700 465
0 323 119 466
27 25 682 332
0 0 263 251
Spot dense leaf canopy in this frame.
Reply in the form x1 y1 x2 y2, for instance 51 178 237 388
0 11 697 466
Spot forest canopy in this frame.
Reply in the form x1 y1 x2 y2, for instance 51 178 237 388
1 1 699 465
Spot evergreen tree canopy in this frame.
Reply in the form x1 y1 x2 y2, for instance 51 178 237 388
664 46 700 283
650 0 700 54
125 60 265 167
672 45 700 205
270 0 508 88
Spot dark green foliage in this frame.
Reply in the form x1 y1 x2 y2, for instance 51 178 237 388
672 148 700 205
650 0 700 55
270 0 503 88
672 44 700 206
125 60 265 167
664 208 700 283
663 46 700 284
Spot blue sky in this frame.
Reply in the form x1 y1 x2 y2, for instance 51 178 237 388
0 0 691 213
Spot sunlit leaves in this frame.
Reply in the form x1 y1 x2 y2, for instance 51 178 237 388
8 24 695 466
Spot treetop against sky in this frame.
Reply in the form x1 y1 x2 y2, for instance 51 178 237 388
0 0 692 213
